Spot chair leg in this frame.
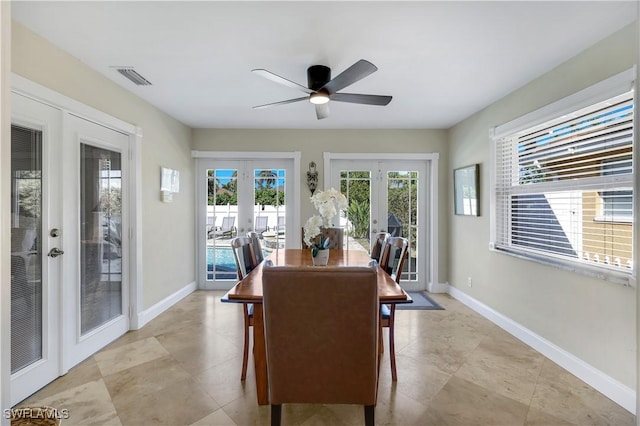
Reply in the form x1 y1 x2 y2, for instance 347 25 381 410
241 303 250 381
364 405 375 426
389 304 397 381
271 404 282 426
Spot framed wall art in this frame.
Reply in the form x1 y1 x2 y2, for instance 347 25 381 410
454 164 479 216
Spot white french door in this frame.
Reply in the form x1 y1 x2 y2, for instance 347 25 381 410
329 157 434 291
197 157 296 289
61 114 129 369
10 93 130 404
10 93 62 405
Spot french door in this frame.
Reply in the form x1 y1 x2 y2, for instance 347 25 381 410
197 158 295 289
10 93 62 404
10 93 130 404
330 158 430 290
61 114 129 369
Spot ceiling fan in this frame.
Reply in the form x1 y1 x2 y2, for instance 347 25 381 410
252 59 392 120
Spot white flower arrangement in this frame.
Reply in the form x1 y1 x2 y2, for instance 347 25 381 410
303 188 348 256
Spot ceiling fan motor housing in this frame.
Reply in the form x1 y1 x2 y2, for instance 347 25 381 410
307 65 331 91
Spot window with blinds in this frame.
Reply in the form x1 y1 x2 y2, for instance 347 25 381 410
493 89 634 278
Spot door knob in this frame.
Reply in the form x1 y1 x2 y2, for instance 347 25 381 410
48 248 64 258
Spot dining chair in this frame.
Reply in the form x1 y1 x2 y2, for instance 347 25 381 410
378 236 409 381
301 227 344 249
254 216 269 235
247 231 265 263
230 236 259 381
370 232 390 263
262 264 379 426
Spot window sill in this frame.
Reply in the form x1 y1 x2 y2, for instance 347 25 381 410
490 245 635 287
593 216 633 224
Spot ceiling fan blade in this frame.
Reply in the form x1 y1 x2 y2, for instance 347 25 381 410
252 69 312 94
315 103 330 120
321 59 378 94
253 97 308 109
331 93 392 106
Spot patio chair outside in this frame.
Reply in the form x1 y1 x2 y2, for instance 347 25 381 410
210 216 236 238
255 216 269 235
206 216 216 234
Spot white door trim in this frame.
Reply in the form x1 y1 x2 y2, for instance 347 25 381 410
323 152 440 291
9 76 143 372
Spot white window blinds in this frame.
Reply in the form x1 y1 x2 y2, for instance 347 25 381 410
493 90 634 276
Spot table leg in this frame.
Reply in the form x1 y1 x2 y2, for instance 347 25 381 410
252 303 269 405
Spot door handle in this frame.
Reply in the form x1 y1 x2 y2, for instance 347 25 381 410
48 248 64 258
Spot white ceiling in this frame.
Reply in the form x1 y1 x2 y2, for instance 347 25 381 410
12 1 637 129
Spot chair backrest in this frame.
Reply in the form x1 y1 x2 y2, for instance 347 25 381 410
246 231 265 263
255 216 269 233
222 216 235 231
301 227 344 249
277 215 286 231
206 215 216 231
262 264 379 406
379 236 409 283
230 236 258 280
370 232 390 263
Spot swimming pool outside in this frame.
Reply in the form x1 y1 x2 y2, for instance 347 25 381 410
207 246 237 280
206 245 270 280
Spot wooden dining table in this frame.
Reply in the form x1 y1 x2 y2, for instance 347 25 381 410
222 248 412 405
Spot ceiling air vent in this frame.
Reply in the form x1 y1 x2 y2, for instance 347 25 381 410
113 67 152 86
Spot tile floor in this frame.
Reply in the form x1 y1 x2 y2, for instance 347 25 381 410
18 291 635 425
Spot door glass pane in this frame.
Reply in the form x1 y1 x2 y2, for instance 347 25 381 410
207 169 238 280
80 144 122 334
11 125 43 373
388 171 418 281
340 170 370 252
254 168 286 254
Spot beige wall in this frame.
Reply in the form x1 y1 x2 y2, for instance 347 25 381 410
11 22 195 309
192 128 449 281
448 22 637 388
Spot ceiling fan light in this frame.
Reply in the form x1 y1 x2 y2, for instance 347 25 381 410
309 92 330 105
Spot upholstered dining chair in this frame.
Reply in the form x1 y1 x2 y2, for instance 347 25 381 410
230 236 259 381
247 231 265 263
370 232 390 263
378 236 409 381
301 227 344 249
262 264 379 426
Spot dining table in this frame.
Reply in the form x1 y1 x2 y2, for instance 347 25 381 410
222 248 412 405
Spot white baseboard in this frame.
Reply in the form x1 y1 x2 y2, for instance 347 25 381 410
135 281 196 329
447 285 636 415
428 281 449 293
